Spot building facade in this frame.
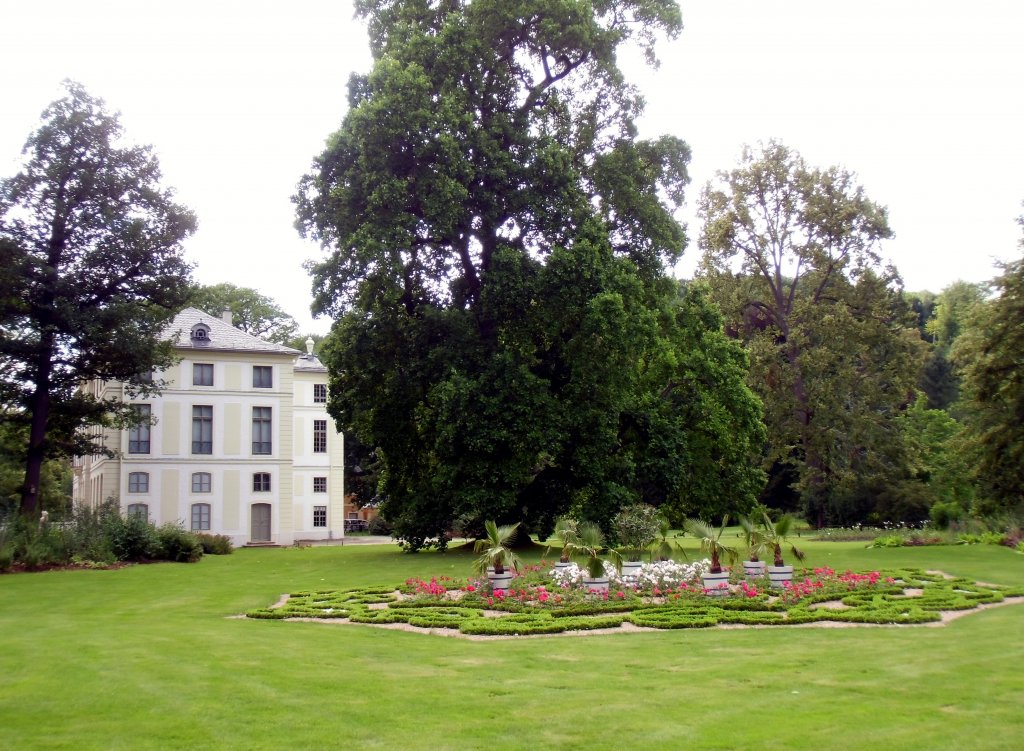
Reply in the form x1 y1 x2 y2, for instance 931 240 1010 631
72 308 345 546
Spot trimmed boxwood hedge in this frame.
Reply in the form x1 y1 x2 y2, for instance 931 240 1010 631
246 567 1021 636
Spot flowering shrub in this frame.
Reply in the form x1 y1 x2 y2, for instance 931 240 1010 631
778 568 895 604
404 576 458 598
632 559 710 589
548 558 711 591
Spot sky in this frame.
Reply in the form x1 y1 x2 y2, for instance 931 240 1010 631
1 1 1021 334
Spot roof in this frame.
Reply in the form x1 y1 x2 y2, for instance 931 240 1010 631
163 308 302 355
294 353 328 373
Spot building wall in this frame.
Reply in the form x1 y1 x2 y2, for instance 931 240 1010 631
73 347 342 547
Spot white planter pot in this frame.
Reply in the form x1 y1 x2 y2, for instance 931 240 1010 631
488 570 514 594
554 561 574 573
702 571 731 597
582 577 610 594
767 565 794 589
621 561 644 580
743 560 766 579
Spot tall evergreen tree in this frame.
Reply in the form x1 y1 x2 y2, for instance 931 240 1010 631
0 82 195 516
297 1 765 548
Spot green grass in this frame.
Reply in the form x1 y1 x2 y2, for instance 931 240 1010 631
1 540 1022 750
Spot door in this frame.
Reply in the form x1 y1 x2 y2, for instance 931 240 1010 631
251 503 272 542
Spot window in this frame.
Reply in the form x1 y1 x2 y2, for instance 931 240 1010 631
253 366 272 389
193 363 213 386
191 472 211 493
192 405 213 454
313 419 327 453
313 383 327 404
127 503 149 519
252 407 272 454
128 405 151 454
128 472 149 493
190 323 211 342
313 506 327 527
191 503 211 531
253 472 271 492
313 476 327 493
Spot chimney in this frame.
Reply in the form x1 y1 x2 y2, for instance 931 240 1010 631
221 309 233 326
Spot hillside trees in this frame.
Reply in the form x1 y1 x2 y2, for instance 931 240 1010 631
0 82 195 516
698 142 925 526
297 0 765 548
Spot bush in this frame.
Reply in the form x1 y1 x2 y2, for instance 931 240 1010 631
930 501 963 530
106 512 158 561
367 516 392 536
0 544 13 572
196 533 233 555
154 524 202 563
611 503 661 558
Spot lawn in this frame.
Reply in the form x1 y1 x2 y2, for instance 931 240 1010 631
1 539 1022 750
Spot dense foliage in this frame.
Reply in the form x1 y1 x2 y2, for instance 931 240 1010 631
953 224 1024 512
0 82 195 515
188 283 300 344
698 142 925 526
0 500 214 571
297 1 765 547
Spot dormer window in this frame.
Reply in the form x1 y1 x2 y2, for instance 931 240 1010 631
190 322 211 344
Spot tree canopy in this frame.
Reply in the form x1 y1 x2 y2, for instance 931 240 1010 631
188 282 300 344
0 82 195 515
698 141 925 526
952 220 1024 512
298 1 765 548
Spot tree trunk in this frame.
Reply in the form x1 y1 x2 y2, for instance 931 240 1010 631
21 327 55 517
21 384 51 517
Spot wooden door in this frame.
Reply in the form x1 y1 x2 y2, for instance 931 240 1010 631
251 503 272 542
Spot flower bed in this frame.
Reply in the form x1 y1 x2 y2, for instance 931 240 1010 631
245 567 1024 637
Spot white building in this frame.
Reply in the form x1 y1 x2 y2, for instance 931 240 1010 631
72 308 345 546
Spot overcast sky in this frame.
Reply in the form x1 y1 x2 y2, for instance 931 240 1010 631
2 1 1021 334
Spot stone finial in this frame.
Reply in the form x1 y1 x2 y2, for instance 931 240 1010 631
305 337 315 355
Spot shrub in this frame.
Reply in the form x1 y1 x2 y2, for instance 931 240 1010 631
0 544 13 572
154 524 203 563
196 533 233 555
367 516 392 536
106 512 159 561
611 503 661 559
930 501 963 530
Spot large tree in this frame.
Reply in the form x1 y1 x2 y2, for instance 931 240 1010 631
698 142 925 526
952 219 1024 511
0 82 195 516
297 1 765 548
188 282 300 344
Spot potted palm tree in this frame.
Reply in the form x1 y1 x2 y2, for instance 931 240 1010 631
653 514 685 562
545 516 581 573
738 514 768 579
473 520 523 594
760 512 806 588
611 503 661 579
684 516 738 597
563 522 622 594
